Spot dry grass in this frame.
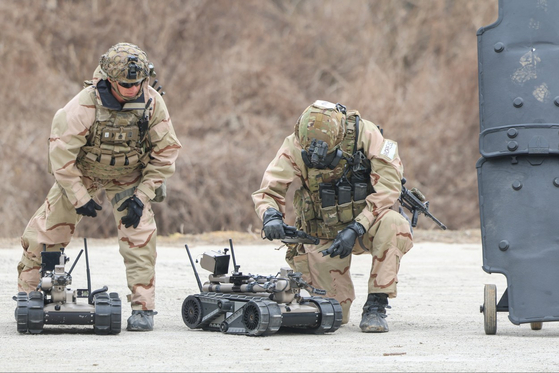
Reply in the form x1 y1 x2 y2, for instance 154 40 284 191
0 0 498 238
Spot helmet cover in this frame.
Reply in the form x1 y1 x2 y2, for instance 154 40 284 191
296 100 346 152
99 42 150 83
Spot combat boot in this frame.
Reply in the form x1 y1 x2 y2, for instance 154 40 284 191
127 310 158 331
359 293 390 333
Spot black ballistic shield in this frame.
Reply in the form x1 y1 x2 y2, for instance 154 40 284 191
477 0 559 325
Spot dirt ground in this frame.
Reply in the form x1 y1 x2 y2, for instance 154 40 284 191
1 230 558 372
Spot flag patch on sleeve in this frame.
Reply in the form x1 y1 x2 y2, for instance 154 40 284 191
380 140 397 160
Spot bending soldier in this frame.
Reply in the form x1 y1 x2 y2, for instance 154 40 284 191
17 43 182 331
252 100 413 332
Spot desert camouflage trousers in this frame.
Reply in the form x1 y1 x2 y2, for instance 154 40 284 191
18 173 157 311
287 209 413 324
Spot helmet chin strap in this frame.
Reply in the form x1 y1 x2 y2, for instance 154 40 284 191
109 79 148 102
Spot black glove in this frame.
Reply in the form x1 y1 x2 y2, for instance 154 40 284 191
322 221 366 259
262 208 285 240
117 195 144 229
75 199 102 217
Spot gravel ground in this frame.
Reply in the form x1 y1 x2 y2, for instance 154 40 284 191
1 232 557 372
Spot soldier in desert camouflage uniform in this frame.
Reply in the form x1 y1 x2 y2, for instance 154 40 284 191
17 43 181 331
252 100 413 332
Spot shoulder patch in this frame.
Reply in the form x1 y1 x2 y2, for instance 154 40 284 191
380 139 397 160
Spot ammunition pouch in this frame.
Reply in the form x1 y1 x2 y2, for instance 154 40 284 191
294 111 373 239
294 183 370 239
320 205 339 226
337 201 354 223
352 182 368 217
317 201 365 228
77 146 144 179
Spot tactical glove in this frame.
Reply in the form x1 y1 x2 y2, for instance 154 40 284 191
262 208 286 240
322 221 366 259
117 195 144 229
75 199 102 217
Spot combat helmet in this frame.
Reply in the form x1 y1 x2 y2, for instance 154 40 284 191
99 42 150 84
295 100 346 169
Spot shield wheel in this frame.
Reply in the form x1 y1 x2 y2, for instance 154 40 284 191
483 284 497 335
182 295 203 329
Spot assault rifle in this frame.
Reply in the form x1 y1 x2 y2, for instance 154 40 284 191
399 178 446 230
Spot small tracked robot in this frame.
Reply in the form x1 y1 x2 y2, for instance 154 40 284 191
16 238 121 335
182 236 343 336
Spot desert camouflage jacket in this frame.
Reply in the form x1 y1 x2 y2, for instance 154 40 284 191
48 69 182 208
252 115 404 232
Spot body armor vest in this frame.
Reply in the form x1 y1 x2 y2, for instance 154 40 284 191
76 90 151 179
294 112 370 239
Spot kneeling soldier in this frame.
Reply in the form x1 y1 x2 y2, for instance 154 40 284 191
252 100 413 332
